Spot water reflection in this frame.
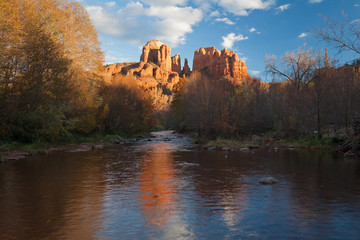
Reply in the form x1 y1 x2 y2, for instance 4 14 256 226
139 141 178 226
0 151 107 240
1 132 360 239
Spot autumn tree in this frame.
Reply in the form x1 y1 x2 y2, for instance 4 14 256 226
0 0 104 142
100 75 155 136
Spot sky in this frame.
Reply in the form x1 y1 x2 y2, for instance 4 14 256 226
78 0 360 81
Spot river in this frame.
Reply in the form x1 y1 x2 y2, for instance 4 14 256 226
1 131 360 239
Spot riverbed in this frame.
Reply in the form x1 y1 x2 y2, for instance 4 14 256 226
1 131 359 239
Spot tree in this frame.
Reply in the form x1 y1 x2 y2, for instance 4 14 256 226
265 46 319 91
0 0 105 142
316 12 360 55
265 47 322 136
311 50 336 137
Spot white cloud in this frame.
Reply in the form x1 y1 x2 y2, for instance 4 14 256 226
216 0 276 16
249 27 256 32
222 33 248 49
105 1 116 8
86 2 202 47
355 4 360 7
309 0 324 3
215 17 235 25
276 4 290 12
209 10 221 17
140 0 188 6
240 56 248 62
298 32 307 38
250 70 260 75
105 55 131 64
86 0 279 48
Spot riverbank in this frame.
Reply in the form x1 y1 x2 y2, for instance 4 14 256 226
0 132 152 161
199 135 337 152
0 131 350 161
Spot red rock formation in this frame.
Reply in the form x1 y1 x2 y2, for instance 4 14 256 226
171 53 181 74
139 63 153 78
192 47 249 79
153 67 169 80
140 39 172 71
168 73 179 84
182 58 191 76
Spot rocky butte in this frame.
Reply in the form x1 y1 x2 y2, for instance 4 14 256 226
104 40 255 110
192 46 249 80
104 40 183 111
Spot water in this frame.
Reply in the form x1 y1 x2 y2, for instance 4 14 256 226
1 131 360 239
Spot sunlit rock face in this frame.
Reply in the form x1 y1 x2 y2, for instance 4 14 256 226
171 53 181 74
104 40 182 111
193 47 249 79
140 39 172 72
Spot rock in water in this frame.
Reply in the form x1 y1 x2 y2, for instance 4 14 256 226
258 177 279 184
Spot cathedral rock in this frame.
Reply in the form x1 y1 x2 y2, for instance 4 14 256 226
192 47 249 79
140 39 172 72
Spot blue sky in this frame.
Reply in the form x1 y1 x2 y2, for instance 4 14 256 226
79 0 360 80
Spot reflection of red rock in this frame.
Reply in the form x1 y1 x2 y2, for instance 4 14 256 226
193 47 249 79
139 142 178 226
171 53 181 74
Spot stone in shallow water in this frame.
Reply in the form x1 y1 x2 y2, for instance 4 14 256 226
258 177 279 184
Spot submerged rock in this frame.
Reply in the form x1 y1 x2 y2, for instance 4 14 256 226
258 177 279 184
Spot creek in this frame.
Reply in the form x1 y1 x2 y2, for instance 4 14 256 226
1 131 360 239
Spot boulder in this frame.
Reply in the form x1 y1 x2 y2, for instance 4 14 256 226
139 63 154 78
258 177 279 184
168 73 179 84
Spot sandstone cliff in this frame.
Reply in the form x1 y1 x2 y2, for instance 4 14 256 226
182 58 191 76
171 53 181 74
192 47 249 79
140 39 172 71
104 40 182 111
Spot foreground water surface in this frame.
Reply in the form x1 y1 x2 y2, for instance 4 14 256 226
1 131 360 239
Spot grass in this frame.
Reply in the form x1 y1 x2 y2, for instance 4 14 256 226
204 137 256 149
0 132 133 158
198 133 336 151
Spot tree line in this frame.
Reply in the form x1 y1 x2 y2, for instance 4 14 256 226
169 47 360 141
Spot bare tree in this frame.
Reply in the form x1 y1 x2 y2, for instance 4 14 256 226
315 12 360 55
265 46 319 91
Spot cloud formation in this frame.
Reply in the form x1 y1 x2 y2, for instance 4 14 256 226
216 0 276 16
298 32 307 38
86 1 202 47
85 0 278 47
105 1 116 7
249 27 256 32
276 4 290 12
222 33 248 49
215 18 235 25
309 0 324 3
